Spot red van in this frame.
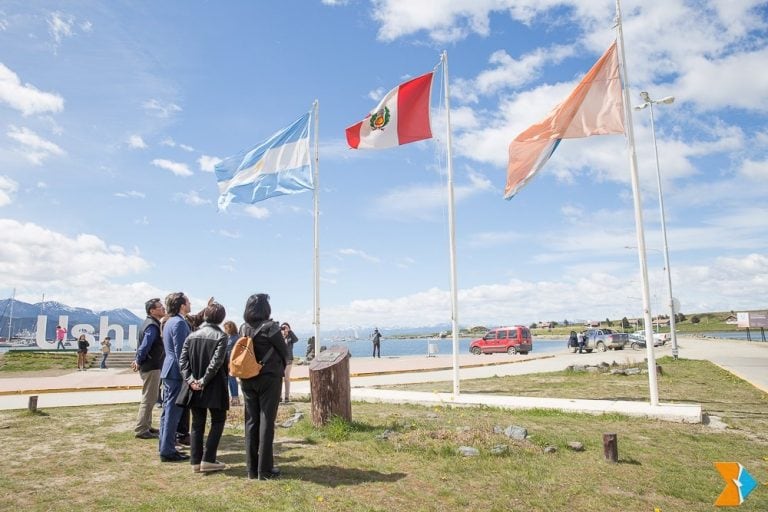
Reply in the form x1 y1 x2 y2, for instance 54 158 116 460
469 326 532 355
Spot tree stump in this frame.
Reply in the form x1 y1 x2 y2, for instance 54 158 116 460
309 345 351 426
28 396 38 413
603 433 618 463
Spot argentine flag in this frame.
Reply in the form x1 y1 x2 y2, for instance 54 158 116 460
216 111 313 210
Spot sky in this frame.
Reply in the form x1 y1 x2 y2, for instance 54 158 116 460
1 0 767 335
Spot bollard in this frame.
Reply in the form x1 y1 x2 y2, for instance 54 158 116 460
603 433 618 463
28 396 38 413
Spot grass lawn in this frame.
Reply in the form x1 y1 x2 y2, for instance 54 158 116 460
0 358 766 511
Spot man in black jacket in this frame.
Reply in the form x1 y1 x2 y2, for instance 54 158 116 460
132 298 166 439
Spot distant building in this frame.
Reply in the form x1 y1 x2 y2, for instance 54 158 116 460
724 314 738 325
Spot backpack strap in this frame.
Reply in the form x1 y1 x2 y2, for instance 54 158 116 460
250 322 275 364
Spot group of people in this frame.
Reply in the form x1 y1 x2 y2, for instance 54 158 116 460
131 292 298 479
567 331 587 353
55 325 112 370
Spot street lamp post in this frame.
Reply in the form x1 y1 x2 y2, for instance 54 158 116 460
635 91 679 359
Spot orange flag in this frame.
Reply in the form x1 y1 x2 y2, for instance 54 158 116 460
505 41 625 199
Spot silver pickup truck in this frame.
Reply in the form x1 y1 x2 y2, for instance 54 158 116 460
582 328 628 352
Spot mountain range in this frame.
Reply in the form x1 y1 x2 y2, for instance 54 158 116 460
0 298 142 340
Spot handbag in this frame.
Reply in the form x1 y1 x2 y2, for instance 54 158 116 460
229 333 274 379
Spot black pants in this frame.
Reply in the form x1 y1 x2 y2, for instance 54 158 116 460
372 342 380 358
241 375 282 478
190 407 226 464
177 406 190 437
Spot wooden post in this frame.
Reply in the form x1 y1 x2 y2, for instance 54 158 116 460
309 345 351 426
28 396 38 413
603 433 618 463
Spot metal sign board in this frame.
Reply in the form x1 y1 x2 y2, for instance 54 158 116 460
316 351 343 363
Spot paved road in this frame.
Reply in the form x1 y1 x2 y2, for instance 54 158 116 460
0 336 764 422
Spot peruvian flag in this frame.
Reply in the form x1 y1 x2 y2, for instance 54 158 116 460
346 72 434 149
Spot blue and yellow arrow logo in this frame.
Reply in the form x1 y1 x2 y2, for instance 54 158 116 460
714 462 759 506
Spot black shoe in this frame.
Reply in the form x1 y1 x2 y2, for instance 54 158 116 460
176 434 191 446
149 427 159 434
160 452 190 462
135 431 158 439
249 467 280 480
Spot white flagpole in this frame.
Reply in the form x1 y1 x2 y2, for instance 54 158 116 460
312 100 321 348
615 0 659 406
441 51 461 397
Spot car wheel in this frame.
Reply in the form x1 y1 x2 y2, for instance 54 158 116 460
631 342 641 350
507 346 517 355
596 341 606 352
471 347 481 355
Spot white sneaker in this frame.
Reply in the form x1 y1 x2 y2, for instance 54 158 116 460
192 464 201 473
200 460 227 472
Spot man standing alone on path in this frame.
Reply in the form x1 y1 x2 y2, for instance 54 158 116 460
132 298 165 439
159 292 192 462
55 325 66 350
371 328 382 358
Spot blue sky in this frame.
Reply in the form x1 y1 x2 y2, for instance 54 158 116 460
1 0 766 333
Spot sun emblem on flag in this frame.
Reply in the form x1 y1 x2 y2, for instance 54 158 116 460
369 107 390 131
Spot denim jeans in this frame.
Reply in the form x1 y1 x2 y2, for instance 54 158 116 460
100 353 109 369
228 376 239 398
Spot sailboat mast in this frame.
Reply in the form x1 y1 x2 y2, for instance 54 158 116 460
7 288 15 342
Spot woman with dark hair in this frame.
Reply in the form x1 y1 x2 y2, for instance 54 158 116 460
76 334 90 371
239 293 288 480
222 320 241 406
178 302 230 473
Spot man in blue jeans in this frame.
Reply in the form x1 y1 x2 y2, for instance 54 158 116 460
158 292 191 462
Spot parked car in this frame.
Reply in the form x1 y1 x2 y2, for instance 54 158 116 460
582 328 627 352
469 326 532 355
628 331 668 350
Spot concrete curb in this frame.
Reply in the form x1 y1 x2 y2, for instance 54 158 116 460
0 355 556 396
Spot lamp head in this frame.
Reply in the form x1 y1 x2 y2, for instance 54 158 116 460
658 96 675 104
639 91 651 102
634 103 648 111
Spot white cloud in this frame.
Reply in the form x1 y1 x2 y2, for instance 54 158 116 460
114 190 145 199
143 99 182 118
174 190 211 206
370 170 493 221
48 11 75 47
372 0 499 43
322 0 349 5
217 229 240 239
739 159 768 180
244 205 270 219
198 155 222 172
151 158 192 177
0 175 18 206
320 251 768 329
671 48 768 113
338 248 380 263
368 87 387 101
0 219 156 311
160 137 195 152
127 135 147 149
0 62 64 115
453 44 576 103
7 125 65 165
